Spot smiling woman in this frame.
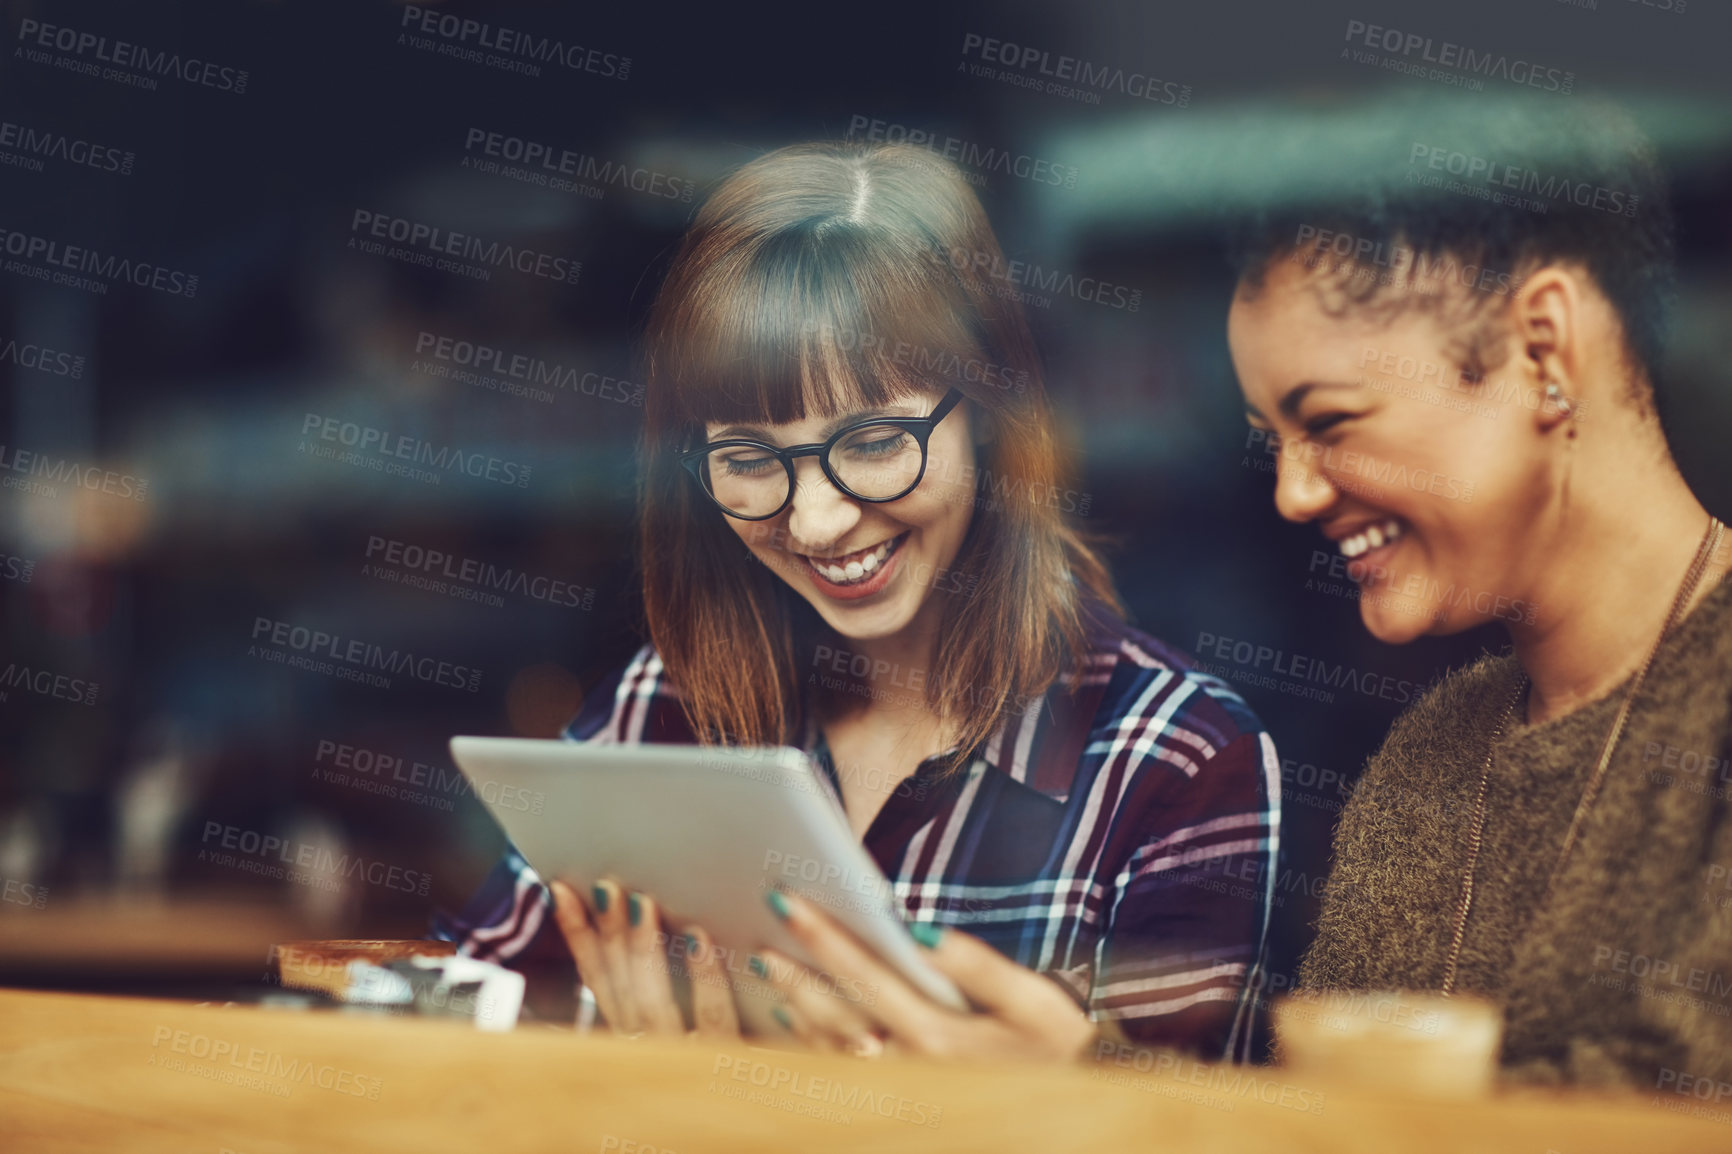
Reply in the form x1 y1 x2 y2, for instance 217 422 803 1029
1226 98 1732 1088
635 140 1118 773
435 140 1282 1065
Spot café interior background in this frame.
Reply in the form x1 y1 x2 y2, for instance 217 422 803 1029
2 0 1730 1009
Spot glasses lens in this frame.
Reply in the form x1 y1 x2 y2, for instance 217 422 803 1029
828 424 925 500
704 447 789 517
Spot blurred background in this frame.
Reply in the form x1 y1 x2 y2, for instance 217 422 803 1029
2 0 1729 1037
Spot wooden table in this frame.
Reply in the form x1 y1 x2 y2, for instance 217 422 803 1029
0 987 1723 1153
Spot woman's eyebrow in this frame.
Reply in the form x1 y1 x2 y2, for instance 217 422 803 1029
711 404 920 442
1277 380 1360 420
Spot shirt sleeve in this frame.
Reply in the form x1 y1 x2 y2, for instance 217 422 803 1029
428 845 576 1022
1088 727 1282 1064
427 660 635 1023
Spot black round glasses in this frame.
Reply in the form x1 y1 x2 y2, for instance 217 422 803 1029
679 388 965 521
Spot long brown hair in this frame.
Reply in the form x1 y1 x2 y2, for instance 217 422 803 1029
637 140 1122 775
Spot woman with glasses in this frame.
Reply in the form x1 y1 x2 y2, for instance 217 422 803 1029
437 141 1281 1062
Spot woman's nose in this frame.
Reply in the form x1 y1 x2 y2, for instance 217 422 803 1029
785 456 862 548
1273 441 1338 523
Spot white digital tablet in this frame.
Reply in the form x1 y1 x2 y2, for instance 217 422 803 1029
448 736 967 1033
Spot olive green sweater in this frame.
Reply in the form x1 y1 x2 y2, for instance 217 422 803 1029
1300 571 1732 1088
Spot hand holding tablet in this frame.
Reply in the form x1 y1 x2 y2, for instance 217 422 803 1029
448 737 967 1036
449 737 1096 1059
546 868 1096 1062
546 877 742 1039
748 887 1098 1061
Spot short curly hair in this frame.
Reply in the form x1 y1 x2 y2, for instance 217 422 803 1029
1230 96 1676 412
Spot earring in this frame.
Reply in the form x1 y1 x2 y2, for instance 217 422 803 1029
1544 382 1574 418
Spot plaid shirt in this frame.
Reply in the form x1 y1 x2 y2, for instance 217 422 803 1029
434 603 1281 1061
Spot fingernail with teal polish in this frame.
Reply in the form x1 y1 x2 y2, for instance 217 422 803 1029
749 954 769 979
910 923 944 949
765 889 791 921
591 884 609 914
771 1005 793 1031
628 892 643 927
686 933 702 956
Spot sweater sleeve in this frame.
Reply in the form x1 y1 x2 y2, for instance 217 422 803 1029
1655 825 1732 1089
1557 757 1732 1090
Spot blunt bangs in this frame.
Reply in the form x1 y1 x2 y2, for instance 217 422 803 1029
658 217 993 432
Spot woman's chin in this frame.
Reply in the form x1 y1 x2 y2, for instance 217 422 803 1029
1358 597 1435 646
809 583 919 640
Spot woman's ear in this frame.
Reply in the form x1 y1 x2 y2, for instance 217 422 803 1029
1510 267 1581 407
1503 265 1595 435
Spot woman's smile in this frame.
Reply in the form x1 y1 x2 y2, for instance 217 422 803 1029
1328 517 1409 584
799 531 910 599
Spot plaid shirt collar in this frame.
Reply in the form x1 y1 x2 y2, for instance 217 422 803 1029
796 603 1123 806
567 593 1138 804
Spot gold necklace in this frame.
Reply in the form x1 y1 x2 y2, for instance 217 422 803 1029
1438 515 1725 997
